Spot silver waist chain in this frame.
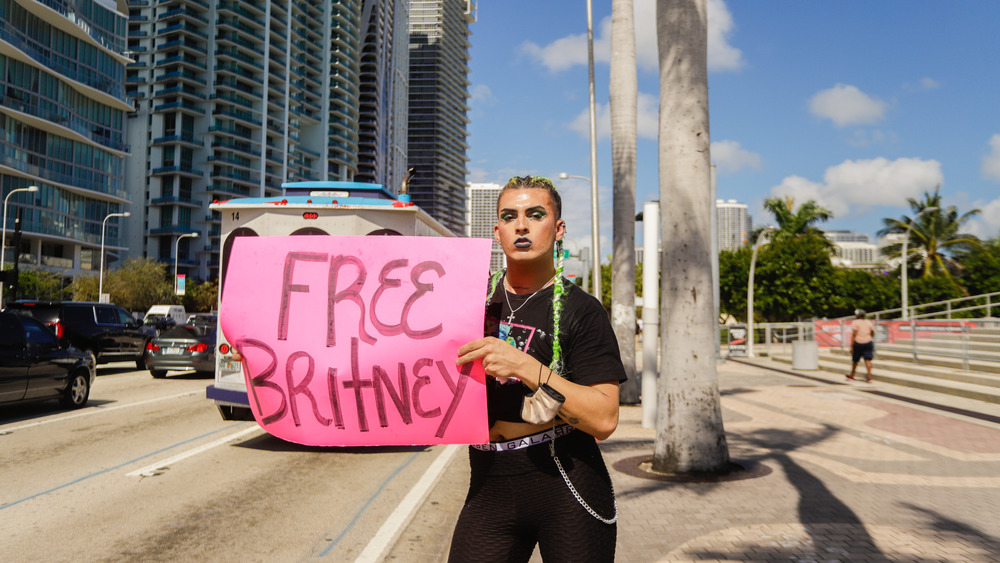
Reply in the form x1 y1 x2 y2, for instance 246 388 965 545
548 437 619 525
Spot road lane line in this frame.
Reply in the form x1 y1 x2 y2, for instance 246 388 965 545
1 423 248 511
0 391 201 433
352 444 462 562
319 451 421 558
126 425 264 477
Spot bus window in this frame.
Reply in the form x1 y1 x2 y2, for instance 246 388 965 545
221 227 258 298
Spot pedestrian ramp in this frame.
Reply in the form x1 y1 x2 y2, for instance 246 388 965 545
769 348 1000 405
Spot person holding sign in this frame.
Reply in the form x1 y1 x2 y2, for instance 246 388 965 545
449 176 626 562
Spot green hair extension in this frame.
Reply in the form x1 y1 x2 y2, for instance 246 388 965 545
486 268 505 301
550 239 565 374
484 241 566 375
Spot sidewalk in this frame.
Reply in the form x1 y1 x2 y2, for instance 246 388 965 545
389 357 1000 562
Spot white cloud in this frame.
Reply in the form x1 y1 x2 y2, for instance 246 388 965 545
769 157 943 219
569 91 659 141
809 84 888 127
982 134 1000 182
967 197 1000 239
706 0 744 71
920 77 941 90
711 140 761 174
469 84 495 107
522 0 743 74
520 32 593 73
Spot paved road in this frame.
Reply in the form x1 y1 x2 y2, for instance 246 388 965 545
0 364 450 562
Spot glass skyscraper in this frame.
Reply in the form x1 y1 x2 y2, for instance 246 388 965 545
406 0 474 235
0 0 131 279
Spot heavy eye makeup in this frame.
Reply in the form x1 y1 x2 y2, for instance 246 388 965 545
498 206 548 223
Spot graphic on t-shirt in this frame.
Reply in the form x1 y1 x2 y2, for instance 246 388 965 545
497 321 536 352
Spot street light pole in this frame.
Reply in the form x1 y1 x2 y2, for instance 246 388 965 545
584 0 601 302
900 206 938 320
747 226 776 358
1 185 38 307
558 173 601 298
174 232 199 295
99 211 131 302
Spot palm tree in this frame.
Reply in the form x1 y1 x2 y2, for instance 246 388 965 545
653 0 729 474
758 195 833 242
610 0 639 404
878 188 981 279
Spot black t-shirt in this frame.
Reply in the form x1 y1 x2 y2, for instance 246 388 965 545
485 277 627 423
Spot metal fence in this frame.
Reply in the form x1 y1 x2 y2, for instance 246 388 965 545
718 298 1000 370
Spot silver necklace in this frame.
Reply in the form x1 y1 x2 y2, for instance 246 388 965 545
503 273 557 325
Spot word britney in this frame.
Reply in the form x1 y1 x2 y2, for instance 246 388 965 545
239 337 473 438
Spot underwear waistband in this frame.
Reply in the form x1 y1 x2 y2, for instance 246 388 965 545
471 424 575 452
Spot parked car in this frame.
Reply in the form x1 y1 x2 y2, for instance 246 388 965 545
6 301 151 368
144 324 217 378
0 311 95 409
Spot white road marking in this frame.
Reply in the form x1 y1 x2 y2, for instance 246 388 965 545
0 391 201 433
354 444 462 563
126 424 263 477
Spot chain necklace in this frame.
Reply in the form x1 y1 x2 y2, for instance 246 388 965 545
502 273 557 326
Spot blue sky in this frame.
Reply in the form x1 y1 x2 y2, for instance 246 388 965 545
466 0 1000 276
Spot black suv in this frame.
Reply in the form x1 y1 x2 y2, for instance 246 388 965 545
7 301 152 368
0 311 95 409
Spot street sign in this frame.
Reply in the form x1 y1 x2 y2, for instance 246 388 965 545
175 274 186 296
728 324 747 357
99 293 110 304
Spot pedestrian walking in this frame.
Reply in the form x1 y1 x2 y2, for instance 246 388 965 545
847 308 876 382
449 176 626 562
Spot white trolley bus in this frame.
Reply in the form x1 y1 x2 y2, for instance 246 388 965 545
207 181 453 420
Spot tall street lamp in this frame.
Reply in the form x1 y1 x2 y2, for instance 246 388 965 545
901 206 938 320
1 185 38 307
174 232 199 294
558 173 601 299
747 226 776 358
99 211 130 302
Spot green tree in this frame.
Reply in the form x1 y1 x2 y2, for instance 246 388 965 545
906 276 967 315
182 279 219 313
12 268 73 301
718 247 751 321
71 258 173 312
957 237 1000 297
758 195 833 242
751 236 840 321
878 187 980 281
832 268 899 317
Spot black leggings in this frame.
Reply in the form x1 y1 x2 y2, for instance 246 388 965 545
448 430 617 563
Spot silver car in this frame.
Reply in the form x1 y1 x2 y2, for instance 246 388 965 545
144 324 216 378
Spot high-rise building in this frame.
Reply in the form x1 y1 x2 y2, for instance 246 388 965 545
125 1 409 282
355 0 410 193
466 182 503 272
0 0 131 283
824 230 883 269
716 199 753 251
407 0 475 235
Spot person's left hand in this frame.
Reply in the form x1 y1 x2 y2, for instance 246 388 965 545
457 337 534 382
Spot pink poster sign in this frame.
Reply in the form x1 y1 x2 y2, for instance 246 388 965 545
220 236 492 446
